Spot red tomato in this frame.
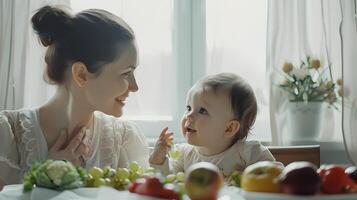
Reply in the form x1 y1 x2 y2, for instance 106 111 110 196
128 181 141 193
320 166 348 194
128 178 146 193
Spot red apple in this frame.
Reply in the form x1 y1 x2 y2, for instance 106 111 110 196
279 162 320 195
184 162 223 200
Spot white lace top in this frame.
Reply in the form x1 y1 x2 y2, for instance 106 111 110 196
0 109 150 184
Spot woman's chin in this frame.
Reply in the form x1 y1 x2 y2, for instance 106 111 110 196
101 108 123 118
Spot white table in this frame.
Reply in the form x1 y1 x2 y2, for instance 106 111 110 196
3 185 355 200
0 184 244 200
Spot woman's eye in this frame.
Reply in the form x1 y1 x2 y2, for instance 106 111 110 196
122 71 131 77
198 107 208 115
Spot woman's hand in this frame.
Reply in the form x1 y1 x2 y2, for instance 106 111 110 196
48 127 92 166
149 127 173 165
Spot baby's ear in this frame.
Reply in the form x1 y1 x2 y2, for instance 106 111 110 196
224 120 240 138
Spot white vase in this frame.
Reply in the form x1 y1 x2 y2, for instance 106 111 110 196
286 102 323 142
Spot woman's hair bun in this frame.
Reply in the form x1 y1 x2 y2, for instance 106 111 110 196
31 5 73 46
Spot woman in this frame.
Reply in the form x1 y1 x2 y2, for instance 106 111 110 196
0 5 149 189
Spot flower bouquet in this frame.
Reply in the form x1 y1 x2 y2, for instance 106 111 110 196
279 56 342 108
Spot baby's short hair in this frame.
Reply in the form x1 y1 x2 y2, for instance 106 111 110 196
195 73 258 142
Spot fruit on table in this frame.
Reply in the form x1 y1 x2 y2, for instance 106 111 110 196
129 177 180 199
184 162 223 200
228 170 242 187
241 161 283 193
89 167 104 179
345 166 357 182
86 162 153 190
319 165 348 194
279 161 320 195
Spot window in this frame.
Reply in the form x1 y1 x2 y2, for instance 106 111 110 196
205 0 270 141
30 0 271 143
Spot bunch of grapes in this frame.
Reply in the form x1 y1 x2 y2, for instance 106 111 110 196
86 162 156 190
163 171 186 196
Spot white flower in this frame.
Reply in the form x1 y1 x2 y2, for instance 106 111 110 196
291 68 307 80
46 160 75 186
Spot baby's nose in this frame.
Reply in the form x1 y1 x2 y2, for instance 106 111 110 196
186 114 194 123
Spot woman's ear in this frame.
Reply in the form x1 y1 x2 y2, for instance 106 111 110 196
224 120 240 138
72 62 89 87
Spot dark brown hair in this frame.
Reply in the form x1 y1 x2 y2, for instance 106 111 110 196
31 5 135 84
197 73 258 143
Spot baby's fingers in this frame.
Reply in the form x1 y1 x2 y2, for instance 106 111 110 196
159 127 169 139
166 135 174 146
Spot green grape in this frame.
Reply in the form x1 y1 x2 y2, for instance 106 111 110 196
166 174 176 183
115 168 130 180
102 166 110 176
86 174 95 187
93 178 106 187
128 162 140 172
129 171 140 182
176 182 186 194
89 167 104 179
102 166 116 178
104 178 114 187
141 172 154 178
230 171 242 187
169 149 182 159
114 178 130 190
176 172 185 182
106 168 117 178
145 167 155 173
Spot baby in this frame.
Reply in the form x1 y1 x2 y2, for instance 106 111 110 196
149 73 276 177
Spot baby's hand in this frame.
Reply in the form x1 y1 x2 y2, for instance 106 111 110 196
149 127 173 165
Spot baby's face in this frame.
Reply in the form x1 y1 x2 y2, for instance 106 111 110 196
181 87 235 148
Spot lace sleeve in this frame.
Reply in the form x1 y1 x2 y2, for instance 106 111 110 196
0 112 21 184
117 121 150 169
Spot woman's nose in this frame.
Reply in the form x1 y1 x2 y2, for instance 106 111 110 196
129 75 138 92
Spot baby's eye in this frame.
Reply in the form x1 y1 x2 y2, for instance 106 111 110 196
186 105 191 112
198 107 208 115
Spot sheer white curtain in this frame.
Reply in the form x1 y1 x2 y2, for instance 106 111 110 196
23 0 70 108
267 0 343 145
340 0 357 165
0 0 29 110
0 0 69 110
206 0 271 141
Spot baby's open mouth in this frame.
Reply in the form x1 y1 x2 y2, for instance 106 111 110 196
186 127 197 133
